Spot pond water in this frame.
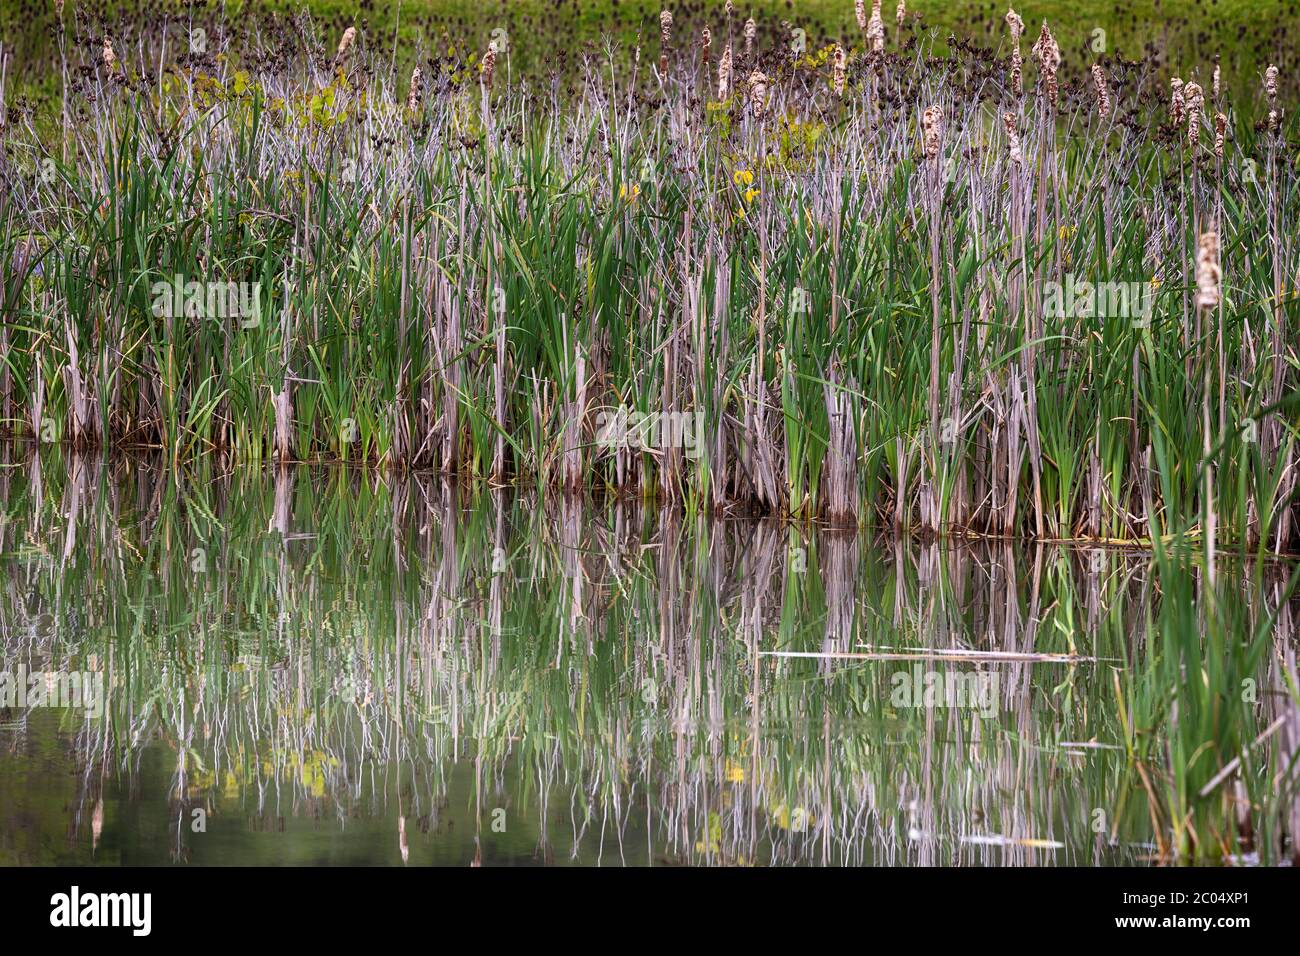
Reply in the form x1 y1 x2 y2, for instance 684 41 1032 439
1 453 1297 866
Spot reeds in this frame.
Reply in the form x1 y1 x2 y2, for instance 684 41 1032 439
0 6 1298 555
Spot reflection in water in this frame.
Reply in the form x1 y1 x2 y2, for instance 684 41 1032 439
1 452 1297 866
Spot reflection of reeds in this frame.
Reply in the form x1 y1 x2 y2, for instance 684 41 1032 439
1 454 1296 864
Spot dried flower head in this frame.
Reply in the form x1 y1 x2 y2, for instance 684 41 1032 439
748 70 769 119
719 43 733 99
1031 22 1060 109
867 1 885 52
337 26 357 59
1264 65 1279 102
407 66 423 114
744 16 757 59
1005 8 1025 42
897 1 906 28
1194 232 1221 311
832 44 847 96
922 105 943 162
856 0 867 32
701 26 712 67
482 45 497 89
1184 81 1203 149
1212 58 1221 99
1003 111 1025 171
102 36 116 73
1091 64 1110 119
1170 77 1185 125
1214 111 1227 159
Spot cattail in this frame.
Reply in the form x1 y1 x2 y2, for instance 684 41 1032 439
1003 111 1025 171
1194 231 1221 311
1091 64 1111 119
701 27 712 69
725 0 734 17
897 1 906 28
867 0 885 53
659 10 673 73
336 26 357 60
102 35 116 73
744 17 756 59
55 0 64 18
1214 111 1227 159
748 70 769 119
719 42 733 99
482 44 496 90
1185 80 1203 149
1006 9 1025 96
856 0 867 32
1212 56 1221 99
922 105 943 163
1170 77 1185 124
1264 64 1278 102
407 66 423 113
1268 109 1280 132
832 44 846 96
1031 21 1060 110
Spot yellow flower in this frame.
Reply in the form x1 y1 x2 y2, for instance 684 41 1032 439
743 187 760 204
618 182 640 205
733 168 754 187
1058 224 1077 241
724 759 745 783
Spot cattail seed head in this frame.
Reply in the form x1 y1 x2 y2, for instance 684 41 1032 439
660 10 673 45
922 105 943 162
1212 57 1221 99
1185 81 1203 149
407 66 423 114
1003 111 1025 171
1268 109 1280 132
1170 77 1185 125
701 27 711 66
1091 64 1110 119
832 44 846 96
1214 111 1227 158
1195 232 1221 311
1031 22 1060 110
856 0 867 32
748 70 769 119
482 45 496 89
337 26 357 59
867 1 885 53
897 1 906 28
1006 9 1025 43
719 43 733 99
1264 65 1278 102
102 35 116 72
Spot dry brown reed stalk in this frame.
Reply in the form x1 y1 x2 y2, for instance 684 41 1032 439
701 26 712 71
1006 9 1025 96
832 44 846 97
922 104 944 533
659 9 673 75
1091 64 1110 119
718 42 733 99
1195 231 1222 583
